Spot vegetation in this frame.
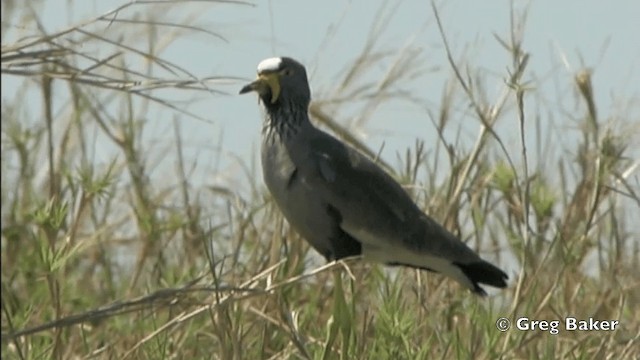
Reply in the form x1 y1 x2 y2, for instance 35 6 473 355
2 1 638 359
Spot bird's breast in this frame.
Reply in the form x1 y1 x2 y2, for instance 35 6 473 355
261 136 298 195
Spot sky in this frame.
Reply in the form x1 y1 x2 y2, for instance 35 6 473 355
2 0 639 199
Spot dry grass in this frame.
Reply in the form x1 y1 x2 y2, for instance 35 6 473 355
2 1 639 359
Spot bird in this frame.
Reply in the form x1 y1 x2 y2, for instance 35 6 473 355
239 56 508 296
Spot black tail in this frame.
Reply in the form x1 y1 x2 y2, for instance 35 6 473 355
454 261 508 296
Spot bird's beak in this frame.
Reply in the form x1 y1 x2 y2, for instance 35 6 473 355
239 73 281 104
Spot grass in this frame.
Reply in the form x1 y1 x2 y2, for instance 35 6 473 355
2 0 639 359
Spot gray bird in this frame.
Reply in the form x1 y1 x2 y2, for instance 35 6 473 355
240 57 508 295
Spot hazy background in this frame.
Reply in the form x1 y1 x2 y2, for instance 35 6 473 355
3 0 638 192
3 1 639 358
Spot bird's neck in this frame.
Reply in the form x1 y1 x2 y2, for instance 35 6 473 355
262 100 310 142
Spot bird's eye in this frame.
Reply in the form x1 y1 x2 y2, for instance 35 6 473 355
281 68 293 76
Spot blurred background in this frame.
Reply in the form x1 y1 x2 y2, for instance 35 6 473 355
2 0 639 358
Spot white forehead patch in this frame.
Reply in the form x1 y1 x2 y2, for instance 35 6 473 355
257 57 282 73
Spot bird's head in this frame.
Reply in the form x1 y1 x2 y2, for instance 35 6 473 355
239 57 311 109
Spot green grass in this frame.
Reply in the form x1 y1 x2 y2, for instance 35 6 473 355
2 1 639 359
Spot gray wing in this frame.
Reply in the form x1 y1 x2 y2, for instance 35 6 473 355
305 130 468 258
303 129 508 294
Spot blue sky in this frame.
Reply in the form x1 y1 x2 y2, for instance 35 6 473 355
3 0 639 193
